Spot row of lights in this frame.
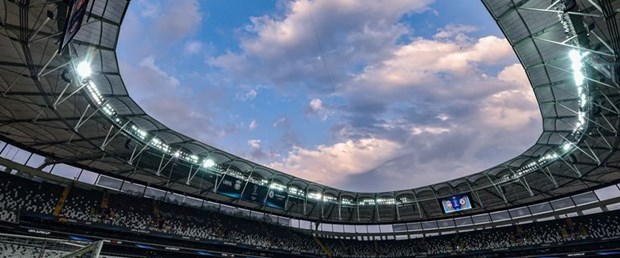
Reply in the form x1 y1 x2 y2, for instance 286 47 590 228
504 5 592 183
76 61 218 171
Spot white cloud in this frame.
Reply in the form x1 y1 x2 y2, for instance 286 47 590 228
184 40 202 54
477 64 539 129
410 126 450 135
248 139 261 149
348 35 514 95
209 0 435 93
153 0 203 40
137 0 160 18
270 138 401 186
273 116 288 128
241 89 258 101
434 24 477 39
436 113 449 121
249 120 258 131
309 98 323 111
139 55 180 88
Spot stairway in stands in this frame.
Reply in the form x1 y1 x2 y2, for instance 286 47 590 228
52 185 72 216
313 236 332 257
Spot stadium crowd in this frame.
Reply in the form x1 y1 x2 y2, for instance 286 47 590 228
1 172 620 257
0 242 130 258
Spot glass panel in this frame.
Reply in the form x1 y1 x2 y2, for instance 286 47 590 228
185 197 202 207
166 192 184 204
42 164 53 173
96 175 123 190
490 210 510 221
455 216 473 226
606 203 620 211
380 224 392 233
422 221 437 229
51 164 81 180
471 214 491 224
299 220 312 230
203 201 219 211
120 182 145 196
509 207 530 218
8 148 32 164
363 225 375 233
333 224 344 233
550 197 574 210
289 219 299 228
393 224 407 232
344 225 355 233
144 187 165 200
277 217 289 226
323 224 333 232
437 219 455 228
355 225 368 233
25 153 45 168
406 222 422 231
77 170 99 184
595 186 620 200
529 202 553 214
250 211 264 219
581 207 602 215
572 191 598 205
0 144 16 159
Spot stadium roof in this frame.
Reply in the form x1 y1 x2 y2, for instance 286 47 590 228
0 0 619 224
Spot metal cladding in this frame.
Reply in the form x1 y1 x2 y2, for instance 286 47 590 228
0 0 618 224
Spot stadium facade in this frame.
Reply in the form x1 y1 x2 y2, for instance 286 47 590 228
0 0 619 239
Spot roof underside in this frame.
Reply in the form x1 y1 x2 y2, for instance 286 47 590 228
0 0 619 224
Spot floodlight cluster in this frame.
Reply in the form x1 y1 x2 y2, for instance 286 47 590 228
504 9 591 183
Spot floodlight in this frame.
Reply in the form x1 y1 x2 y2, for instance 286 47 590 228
76 61 92 78
203 159 216 168
568 49 582 63
562 142 572 151
174 151 180 158
573 72 585 86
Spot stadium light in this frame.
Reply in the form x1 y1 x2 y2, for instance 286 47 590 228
203 159 216 168
568 49 585 86
562 142 572 151
76 61 92 79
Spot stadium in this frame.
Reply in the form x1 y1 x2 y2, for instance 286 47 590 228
0 0 619 257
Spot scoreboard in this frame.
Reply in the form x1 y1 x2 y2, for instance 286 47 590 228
216 175 287 209
440 193 473 214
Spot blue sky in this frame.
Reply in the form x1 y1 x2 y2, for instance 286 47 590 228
117 0 541 192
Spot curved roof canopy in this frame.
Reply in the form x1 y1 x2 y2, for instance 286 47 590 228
0 0 619 223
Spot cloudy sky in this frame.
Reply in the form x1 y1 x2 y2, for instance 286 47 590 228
117 0 541 192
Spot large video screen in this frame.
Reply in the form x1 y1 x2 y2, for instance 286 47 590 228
216 175 244 199
440 193 473 214
216 175 287 209
241 181 268 203
264 189 287 209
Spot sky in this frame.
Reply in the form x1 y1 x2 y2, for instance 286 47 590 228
117 0 542 192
